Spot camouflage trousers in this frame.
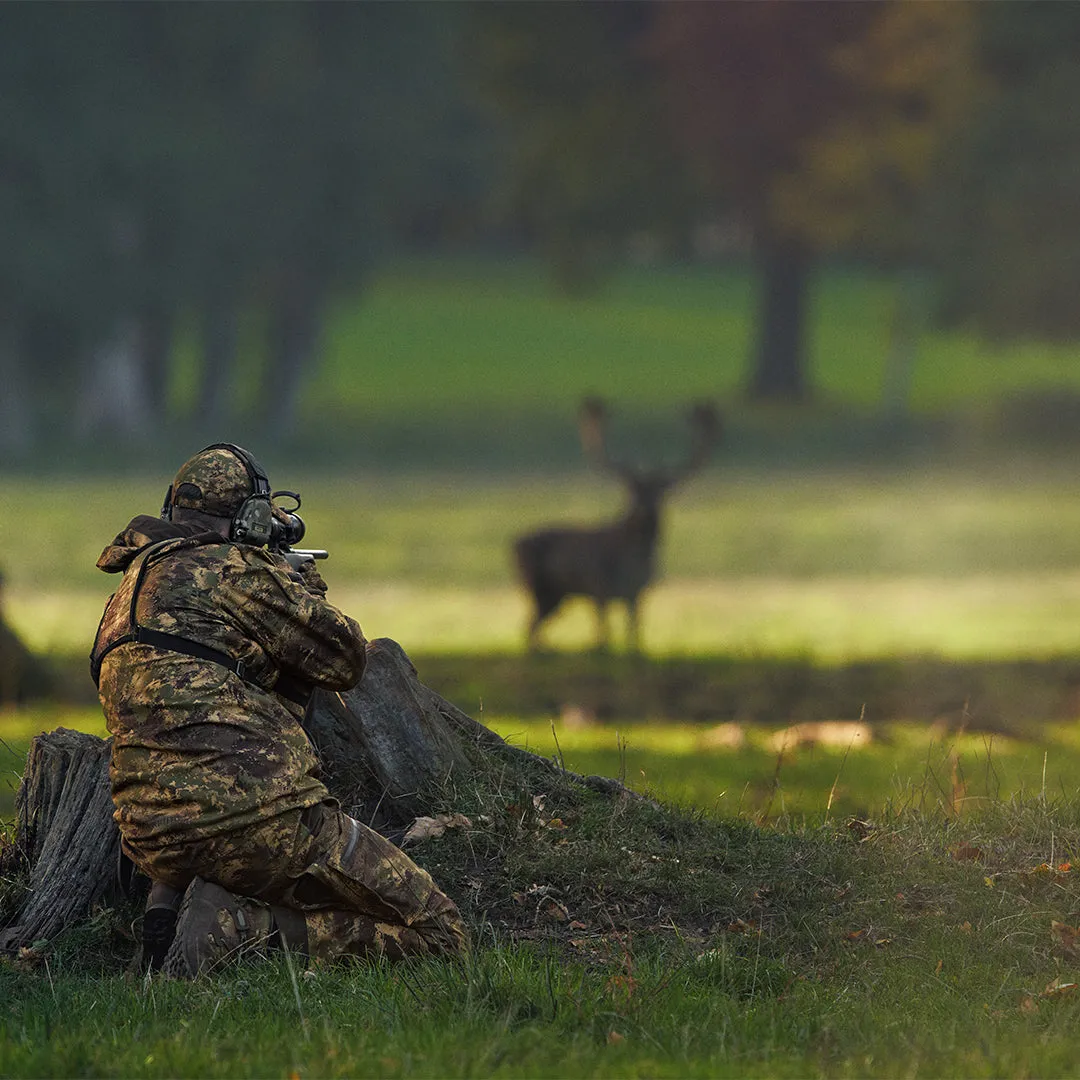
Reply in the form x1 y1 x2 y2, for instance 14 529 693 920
123 801 469 963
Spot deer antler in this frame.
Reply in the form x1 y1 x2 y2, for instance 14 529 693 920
667 400 721 482
579 396 634 478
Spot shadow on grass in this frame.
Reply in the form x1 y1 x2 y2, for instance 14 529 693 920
410 651 1080 736
32 648 1080 738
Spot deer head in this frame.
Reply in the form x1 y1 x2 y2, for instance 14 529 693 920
579 396 721 519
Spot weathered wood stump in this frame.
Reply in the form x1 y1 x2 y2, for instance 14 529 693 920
303 638 474 825
0 728 119 951
0 638 641 954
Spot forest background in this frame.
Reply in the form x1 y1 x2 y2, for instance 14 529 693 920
8 3 1080 1076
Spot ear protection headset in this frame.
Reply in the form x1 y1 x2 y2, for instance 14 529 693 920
160 442 277 546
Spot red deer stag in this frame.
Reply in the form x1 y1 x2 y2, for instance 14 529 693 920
514 398 720 651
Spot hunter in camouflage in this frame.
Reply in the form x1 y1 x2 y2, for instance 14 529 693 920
91 444 468 976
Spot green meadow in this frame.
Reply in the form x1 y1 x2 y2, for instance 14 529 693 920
6 258 1080 1076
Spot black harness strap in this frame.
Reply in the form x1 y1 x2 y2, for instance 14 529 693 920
96 627 310 708
133 627 250 679
91 537 311 709
134 628 311 708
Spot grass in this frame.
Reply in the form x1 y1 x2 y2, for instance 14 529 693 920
4 703 1079 831
305 258 1080 422
38 254 1080 473
6 701 1080 1076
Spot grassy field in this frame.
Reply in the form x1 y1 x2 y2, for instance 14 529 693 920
7 258 1080 1076
10 464 1080 663
306 258 1080 422
4 703 1080 827
90 255 1080 473
5 704 1080 1077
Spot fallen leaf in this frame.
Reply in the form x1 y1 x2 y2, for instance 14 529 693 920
14 946 44 972
935 959 943 975
1052 920 1080 956
1019 995 1039 1015
569 920 588 930
402 813 472 846
541 898 569 922
960 921 973 933
950 842 985 863
1041 980 1079 999
607 1030 625 1045
846 817 874 841
726 918 759 935
844 929 867 942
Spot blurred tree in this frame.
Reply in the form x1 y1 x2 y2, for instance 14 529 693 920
772 2 979 415
651 0 977 402
0 3 482 455
932 2 1080 343
464 1 689 294
0 4 137 450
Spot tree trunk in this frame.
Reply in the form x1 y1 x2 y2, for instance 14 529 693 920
198 293 239 429
747 243 811 402
0 639 644 954
0 331 33 459
262 266 323 438
139 302 174 423
74 320 153 442
880 267 925 421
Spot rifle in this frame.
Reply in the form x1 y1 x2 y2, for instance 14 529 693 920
267 491 329 570
281 548 329 571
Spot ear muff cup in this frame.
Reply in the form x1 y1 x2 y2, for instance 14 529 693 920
230 493 274 545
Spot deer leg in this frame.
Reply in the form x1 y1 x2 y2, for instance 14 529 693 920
592 599 610 652
526 589 564 652
525 610 544 652
626 597 641 653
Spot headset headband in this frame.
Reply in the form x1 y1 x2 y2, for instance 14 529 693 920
161 442 271 521
199 443 271 499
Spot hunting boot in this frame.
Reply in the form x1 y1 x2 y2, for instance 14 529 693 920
141 880 184 973
161 877 308 979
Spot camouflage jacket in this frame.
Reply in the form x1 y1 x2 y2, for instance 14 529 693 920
92 515 367 849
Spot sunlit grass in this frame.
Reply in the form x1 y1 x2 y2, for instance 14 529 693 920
10 466 1080 662
5 703 1079 828
488 716 1080 821
310 258 1080 419
15 571 1080 664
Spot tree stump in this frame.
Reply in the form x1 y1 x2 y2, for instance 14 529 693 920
0 728 119 951
0 638 642 954
302 638 474 826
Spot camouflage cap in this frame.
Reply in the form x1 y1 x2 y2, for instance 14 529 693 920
170 447 255 517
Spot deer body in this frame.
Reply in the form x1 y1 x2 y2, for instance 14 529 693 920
514 400 719 651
